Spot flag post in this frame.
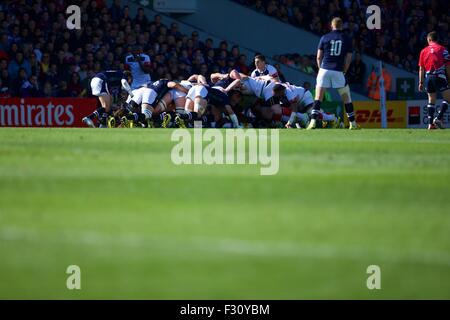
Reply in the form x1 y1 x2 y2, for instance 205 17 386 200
378 61 387 128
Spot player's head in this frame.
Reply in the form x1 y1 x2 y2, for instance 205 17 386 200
254 54 266 70
132 45 142 56
331 17 343 30
427 31 438 44
272 83 286 98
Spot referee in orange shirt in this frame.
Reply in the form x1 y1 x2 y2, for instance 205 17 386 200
418 31 450 129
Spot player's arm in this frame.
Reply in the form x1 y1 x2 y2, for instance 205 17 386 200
417 50 425 92
210 73 227 83
188 74 198 82
343 52 352 74
168 81 189 94
121 71 133 97
188 74 208 85
197 75 208 85
257 74 275 81
224 79 241 93
316 49 323 69
418 67 425 92
268 65 280 82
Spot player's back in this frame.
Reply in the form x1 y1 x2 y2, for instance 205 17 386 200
149 79 169 93
284 84 306 101
213 76 233 90
319 30 352 72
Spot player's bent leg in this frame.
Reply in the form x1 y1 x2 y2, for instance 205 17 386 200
427 93 438 130
194 97 207 116
225 105 241 128
434 89 450 129
337 85 359 130
307 87 326 130
97 95 112 128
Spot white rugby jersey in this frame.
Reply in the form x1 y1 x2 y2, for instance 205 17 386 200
284 84 313 107
250 64 278 78
125 54 151 89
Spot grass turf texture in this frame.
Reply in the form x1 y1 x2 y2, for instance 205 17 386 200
0 128 450 299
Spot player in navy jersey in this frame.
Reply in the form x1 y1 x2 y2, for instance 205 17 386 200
307 18 359 130
418 31 450 129
83 70 133 128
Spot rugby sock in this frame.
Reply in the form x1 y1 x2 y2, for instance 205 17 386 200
87 107 105 120
99 112 109 126
345 103 355 122
427 103 436 123
143 109 152 120
286 112 296 125
437 101 448 120
230 114 240 128
311 100 321 120
179 112 198 121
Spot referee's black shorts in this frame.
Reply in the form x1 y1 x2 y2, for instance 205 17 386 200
425 75 449 94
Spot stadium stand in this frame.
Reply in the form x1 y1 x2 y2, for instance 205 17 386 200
233 0 450 73
0 0 266 98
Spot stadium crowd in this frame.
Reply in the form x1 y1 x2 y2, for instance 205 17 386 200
0 0 281 98
233 0 450 73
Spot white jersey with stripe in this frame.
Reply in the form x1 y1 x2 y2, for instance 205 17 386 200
125 54 151 89
284 84 313 107
242 77 276 101
251 64 278 78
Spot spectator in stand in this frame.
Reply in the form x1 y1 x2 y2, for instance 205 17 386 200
12 68 28 96
367 64 392 100
0 77 10 97
300 56 315 74
18 74 42 97
0 1 295 98
42 81 54 97
8 52 31 80
235 0 450 73
67 72 83 97
347 52 366 91
236 54 250 74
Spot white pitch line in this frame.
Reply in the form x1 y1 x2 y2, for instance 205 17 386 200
1 226 450 267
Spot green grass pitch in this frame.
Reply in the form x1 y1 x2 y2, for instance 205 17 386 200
0 128 449 299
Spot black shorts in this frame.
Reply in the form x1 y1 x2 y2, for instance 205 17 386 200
206 88 230 108
425 76 449 94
